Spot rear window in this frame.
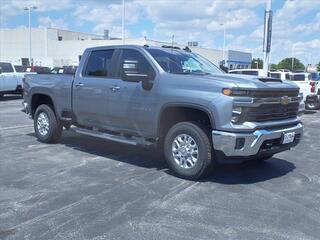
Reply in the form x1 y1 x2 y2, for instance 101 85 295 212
0 63 14 73
14 65 26 72
291 74 306 81
270 73 281 79
85 50 114 77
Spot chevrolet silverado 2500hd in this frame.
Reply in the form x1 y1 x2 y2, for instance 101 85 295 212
23 45 304 180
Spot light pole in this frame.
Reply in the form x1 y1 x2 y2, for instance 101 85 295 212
262 0 272 76
220 23 226 66
291 44 295 72
24 6 37 66
122 0 125 45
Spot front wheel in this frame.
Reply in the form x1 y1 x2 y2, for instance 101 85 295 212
164 122 215 180
34 104 62 143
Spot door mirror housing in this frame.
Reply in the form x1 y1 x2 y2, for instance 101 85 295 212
121 59 155 90
121 60 148 82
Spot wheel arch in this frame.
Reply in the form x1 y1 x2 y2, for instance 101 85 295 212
157 103 215 141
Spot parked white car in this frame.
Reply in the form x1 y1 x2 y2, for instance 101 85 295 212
268 71 291 80
291 72 319 110
229 69 264 76
0 62 32 98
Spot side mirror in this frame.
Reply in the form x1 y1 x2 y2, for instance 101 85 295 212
0 67 2 74
122 60 148 82
121 59 154 90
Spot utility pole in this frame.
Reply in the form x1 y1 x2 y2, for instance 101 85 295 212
122 0 125 45
262 0 272 76
24 6 37 66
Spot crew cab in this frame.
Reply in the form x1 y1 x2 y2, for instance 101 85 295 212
23 45 304 180
0 62 26 98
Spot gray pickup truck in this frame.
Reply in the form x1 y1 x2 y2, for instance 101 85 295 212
23 45 304 180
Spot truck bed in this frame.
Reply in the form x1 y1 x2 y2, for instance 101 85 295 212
24 74 74 116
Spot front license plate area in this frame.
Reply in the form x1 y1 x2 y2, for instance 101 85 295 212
282 132 295 144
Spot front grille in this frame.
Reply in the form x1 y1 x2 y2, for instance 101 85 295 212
247 90 299 98
243 102 299 122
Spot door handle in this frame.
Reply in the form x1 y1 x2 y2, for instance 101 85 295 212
110 85 121 92
75 83 84 88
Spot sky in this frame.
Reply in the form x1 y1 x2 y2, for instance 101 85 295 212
0 0 319 65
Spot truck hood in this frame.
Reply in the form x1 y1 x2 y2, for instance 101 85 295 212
200 73 299 91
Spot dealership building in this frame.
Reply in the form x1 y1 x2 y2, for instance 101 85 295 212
0 27 252 69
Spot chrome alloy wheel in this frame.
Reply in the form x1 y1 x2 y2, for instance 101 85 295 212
172 134 199 169
37 112 50 136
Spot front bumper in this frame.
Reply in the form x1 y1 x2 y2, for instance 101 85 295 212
212 123 303 157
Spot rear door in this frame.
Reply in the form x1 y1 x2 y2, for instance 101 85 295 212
0 63 18 91
72 49 117 128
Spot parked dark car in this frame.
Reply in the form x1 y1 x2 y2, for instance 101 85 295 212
27 66 51 74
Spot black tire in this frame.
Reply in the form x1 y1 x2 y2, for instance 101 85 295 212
305 102 320 110
164 122 215 180
34 104 62 143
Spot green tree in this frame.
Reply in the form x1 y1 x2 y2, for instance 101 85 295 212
277 58 305 72
270 63 278 70
251 58 263 69
317 61 320 71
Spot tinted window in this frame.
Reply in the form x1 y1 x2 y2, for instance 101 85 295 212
242 71 258 75
292 74 306 81
85 50 114 77
119 49 154 76
0 63 14 73
14 65 26 72
270 73 281 79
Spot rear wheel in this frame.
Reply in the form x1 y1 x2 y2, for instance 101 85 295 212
34 104 62 143
164 122 215 180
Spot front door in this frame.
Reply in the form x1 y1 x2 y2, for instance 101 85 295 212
72 49 117 128
107 49 157 136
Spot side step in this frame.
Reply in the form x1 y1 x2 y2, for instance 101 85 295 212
71 127 154 146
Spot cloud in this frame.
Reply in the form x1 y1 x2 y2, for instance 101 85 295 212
38 16 68 29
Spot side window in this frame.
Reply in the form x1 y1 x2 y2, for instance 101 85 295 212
0 63 14 73
85 50 114 77
119 49 154 77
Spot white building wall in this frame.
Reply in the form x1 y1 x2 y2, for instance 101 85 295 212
0 28 252 69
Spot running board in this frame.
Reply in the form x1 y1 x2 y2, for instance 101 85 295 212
71 127 153 146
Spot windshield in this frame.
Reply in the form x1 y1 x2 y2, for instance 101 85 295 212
146 48 223 75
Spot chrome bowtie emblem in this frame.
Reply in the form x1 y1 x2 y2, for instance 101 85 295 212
281 96 290 105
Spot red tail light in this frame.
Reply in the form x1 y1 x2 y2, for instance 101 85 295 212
310 82 315 93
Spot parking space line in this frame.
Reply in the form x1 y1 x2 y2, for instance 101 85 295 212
0 125 33 131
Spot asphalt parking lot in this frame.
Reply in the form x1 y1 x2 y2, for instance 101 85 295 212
1 96 320 240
